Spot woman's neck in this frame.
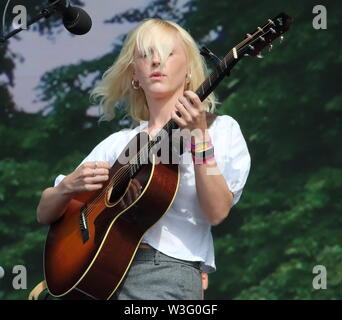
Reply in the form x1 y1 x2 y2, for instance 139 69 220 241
145 88 184 134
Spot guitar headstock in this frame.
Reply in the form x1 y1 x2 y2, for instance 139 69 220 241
196 13 293 102
241 12 293 57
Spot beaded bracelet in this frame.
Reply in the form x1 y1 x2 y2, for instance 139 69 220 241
192 146 215 164
191 140 213 153
192 153 215 165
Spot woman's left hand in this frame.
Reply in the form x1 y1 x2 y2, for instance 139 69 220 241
171 91 207 135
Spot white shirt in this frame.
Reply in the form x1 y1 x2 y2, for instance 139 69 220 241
54 115 251 273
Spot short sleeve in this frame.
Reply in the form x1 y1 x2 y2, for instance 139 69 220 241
53 131 124 187
214 116 251 207
54 174 66 187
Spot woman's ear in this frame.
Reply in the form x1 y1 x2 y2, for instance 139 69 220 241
186 72 192 83
131 64 137 81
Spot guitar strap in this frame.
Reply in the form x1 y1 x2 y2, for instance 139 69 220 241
200 46 230 76
200 46 222 69
28 280 47 300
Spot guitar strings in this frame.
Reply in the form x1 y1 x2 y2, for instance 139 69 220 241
83 122 175 218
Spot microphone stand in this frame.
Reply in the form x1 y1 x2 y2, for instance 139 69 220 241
0 0 64 43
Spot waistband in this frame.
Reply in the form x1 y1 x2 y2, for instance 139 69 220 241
134 247 201 270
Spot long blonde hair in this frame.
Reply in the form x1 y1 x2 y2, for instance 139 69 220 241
90 18 218 126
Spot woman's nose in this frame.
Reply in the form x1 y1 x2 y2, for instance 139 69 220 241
151 52 161 66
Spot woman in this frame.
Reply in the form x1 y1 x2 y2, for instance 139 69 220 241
36 18 251 300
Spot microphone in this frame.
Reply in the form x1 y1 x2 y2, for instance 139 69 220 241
49 0 92 35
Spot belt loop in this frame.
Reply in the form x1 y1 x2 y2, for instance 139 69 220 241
154 249 160 265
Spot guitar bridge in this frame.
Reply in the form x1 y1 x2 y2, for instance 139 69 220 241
79 205 89 243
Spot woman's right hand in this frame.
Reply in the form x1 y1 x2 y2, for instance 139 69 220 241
59 161 110 196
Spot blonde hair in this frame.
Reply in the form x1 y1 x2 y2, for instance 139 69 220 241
90 18 218 126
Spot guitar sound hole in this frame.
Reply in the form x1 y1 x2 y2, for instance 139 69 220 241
108 180 129 204
106 166 131 204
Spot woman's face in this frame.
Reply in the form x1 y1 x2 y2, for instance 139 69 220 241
132 33 188 100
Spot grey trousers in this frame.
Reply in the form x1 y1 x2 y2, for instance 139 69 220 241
111 247 202 300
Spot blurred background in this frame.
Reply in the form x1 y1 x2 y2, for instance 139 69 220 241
0 0 341 300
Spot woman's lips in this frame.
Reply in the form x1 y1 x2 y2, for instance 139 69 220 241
150 72 166 79
150 75 165 80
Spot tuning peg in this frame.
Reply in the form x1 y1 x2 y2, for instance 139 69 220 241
280 35 284 43
244 53 250 57
268 44 273 52
256 54 264 59
248 44 255 51
268 19 275 26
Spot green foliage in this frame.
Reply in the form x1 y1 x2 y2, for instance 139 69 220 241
186 0 341 299
1 0 341 300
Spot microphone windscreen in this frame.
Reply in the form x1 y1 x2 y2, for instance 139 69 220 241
63 7 92 35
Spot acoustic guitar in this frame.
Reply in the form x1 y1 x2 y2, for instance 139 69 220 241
44 13 292 299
